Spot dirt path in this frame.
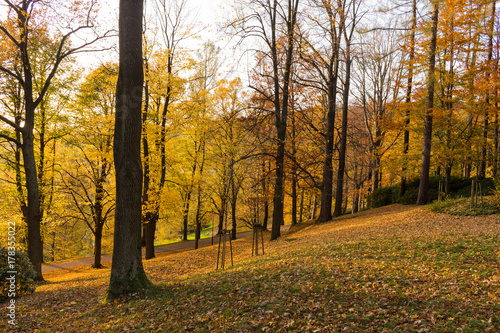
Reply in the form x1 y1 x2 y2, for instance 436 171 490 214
42 230 259 273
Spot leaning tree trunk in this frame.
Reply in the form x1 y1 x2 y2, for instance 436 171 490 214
107 0 150 301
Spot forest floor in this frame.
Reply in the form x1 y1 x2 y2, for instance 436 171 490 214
42 230 255 273
4 204 500 332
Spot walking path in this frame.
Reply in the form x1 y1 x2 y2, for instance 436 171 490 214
41 226 290 273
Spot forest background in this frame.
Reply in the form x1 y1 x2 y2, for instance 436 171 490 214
0 0 499 280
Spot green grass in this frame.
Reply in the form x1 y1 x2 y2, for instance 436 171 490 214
428 196 499 216
154 226 215 246
10 205 500 332
93 234 500 332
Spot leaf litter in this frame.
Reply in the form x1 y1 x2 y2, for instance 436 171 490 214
3 204 500 332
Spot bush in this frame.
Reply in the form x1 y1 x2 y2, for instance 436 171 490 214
1 248 36 302
398 187 419 205
364 176 495 209
367 186 399 208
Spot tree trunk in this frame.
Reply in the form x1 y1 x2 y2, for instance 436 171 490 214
22 125 43 280
270 0 299 240
445 164 452 195
195 142 206 248
298 187 304 224
371 157 380 192
310 193 317 220
231 195 237 240
94 227 103 269
272 120 286 240
399 0 417 198
334 51 352 217
318 74 339 223
480 1 496 179
182 199 190 241
417 2 439 205
494 108 499 176
107 0 150 301
262 160 269 229
291 111 298 226
145 213 157 259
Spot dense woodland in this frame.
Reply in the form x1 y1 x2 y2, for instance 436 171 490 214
1 0 499 289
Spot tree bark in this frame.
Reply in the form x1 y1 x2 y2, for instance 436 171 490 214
262 160 269 229
399 0 417 198
334 43 352 217
94 227 103 269
318 56 340 223
107 0 150 301
271 0 299 240
22 121 43 280
417 2 439 205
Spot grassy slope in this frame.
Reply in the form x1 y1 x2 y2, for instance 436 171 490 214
5 204 500 332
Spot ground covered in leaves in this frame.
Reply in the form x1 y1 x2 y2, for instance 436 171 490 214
3 204 500 332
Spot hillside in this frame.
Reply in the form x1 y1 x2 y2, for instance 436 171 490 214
4 204 500 332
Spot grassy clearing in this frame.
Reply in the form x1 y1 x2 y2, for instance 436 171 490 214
4 204 500 332
428 196 499 216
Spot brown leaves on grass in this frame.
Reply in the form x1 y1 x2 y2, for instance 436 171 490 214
3 204 500 332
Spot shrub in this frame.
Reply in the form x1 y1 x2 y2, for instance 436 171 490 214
398 187 419 205
367 186 399 208
0 248 36 302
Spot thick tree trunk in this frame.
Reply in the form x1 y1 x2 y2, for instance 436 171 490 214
94 228 103 269
270 0 299 240
145 213 157 259
107 0 150 301
271 120 286 240
318 79 338 223
417 3 439 205
15 115 28 247
22 126 43 280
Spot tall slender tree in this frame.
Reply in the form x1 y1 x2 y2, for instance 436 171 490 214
416 1 439 205
334 0 361 217
399 0 417 198
230 0 300 240
298 0 345 223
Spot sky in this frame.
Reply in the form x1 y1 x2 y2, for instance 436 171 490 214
75 0 227 72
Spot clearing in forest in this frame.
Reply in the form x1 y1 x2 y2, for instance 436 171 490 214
4 204 500 332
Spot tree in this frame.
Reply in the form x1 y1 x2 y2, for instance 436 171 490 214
107 0 150 301
416 1 439 205
398 0 417 198
63 63 117 268
231 0 300 240
298 0 345 223
333 0 361 217
0 0 112 280
141 0 194 259
353 27 402 194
